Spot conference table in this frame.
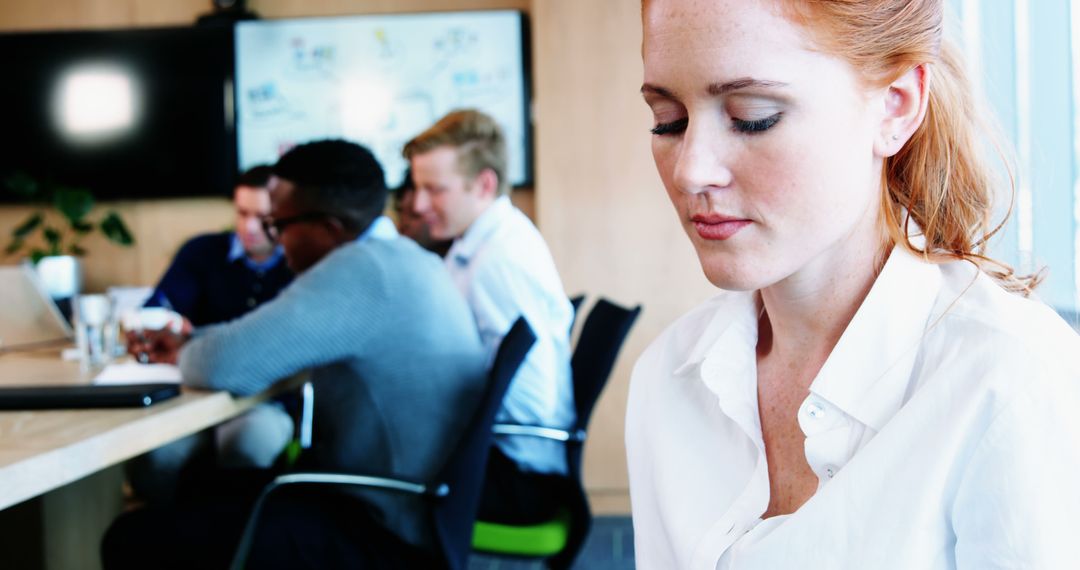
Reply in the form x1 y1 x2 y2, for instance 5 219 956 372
0 347 286 570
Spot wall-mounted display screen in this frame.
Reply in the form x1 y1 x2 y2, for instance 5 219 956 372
235 10 531 188
0 11 532 203
0 26 235 202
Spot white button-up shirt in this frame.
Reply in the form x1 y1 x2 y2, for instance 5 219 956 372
446 196 575 474
626 246 1080 569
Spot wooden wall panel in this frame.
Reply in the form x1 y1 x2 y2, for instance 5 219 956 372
532 1 718 508
0 0 210 31
0 200 234 291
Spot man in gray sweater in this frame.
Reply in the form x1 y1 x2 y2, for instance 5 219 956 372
104 140 487 569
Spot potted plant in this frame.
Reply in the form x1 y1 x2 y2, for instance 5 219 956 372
4 171 135 299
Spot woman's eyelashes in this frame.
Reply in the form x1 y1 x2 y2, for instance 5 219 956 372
650 113 783 136
651 117 688 136
732 112 782 133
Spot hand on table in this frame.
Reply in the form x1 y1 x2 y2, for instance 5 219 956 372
125 319 193 365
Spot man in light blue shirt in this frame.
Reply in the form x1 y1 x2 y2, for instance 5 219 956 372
405 109 575 524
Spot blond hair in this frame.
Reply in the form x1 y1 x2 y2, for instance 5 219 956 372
778 0 1041 294
402 109 510 196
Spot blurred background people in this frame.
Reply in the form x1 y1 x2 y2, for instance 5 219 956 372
129 165 296 504
405 109 575 525
393 168 452 257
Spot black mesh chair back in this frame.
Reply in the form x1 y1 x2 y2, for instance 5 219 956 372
550 298 641 569
570 298 642 443
435 317 536 570
229 318 535 570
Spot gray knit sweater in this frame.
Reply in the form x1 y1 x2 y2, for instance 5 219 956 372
180 235 487 550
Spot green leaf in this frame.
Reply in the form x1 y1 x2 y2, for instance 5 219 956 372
30 250 47 264
53 187 94 226
5 238 24 255
42 226 61 256
100 211 134 246
72 220 93 234
68 244 88 256
12 212 43 238
4 172 39 199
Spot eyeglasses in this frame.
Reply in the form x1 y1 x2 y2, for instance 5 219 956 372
261 212 335 241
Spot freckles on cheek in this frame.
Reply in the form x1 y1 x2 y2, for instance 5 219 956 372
763 136 820 194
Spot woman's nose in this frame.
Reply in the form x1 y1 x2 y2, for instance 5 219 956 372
672 121 733 194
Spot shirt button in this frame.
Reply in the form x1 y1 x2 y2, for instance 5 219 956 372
247 297 257 308
824 465 837 478
804 401 826 419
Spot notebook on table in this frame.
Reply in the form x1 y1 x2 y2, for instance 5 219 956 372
0 383 180 410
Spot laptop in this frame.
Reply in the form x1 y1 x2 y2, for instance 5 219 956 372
0 264 75 352
0 383 181 410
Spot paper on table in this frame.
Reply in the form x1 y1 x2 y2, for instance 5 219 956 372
94 362 182 385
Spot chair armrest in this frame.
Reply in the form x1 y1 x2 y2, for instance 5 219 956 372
492 423 586 443
270 472 447 497
298 381 314 449
229 472 446 570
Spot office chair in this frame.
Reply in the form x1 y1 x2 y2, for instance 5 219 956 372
472 297 642 569
230 317 537 570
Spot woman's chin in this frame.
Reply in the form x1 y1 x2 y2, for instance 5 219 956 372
696 253 771 291
700 266 765 292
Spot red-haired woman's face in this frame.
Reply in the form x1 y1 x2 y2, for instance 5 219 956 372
642 0 889 292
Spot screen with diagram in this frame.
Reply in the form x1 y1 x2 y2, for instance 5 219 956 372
235 11 530 188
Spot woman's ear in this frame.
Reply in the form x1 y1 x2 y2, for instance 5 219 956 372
875 63 930 158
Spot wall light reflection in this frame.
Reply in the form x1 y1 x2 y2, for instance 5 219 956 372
53 63 140 143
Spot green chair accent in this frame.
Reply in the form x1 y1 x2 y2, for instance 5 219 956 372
472 508 572 556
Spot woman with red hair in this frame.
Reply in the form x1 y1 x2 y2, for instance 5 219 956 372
627 1 1080 567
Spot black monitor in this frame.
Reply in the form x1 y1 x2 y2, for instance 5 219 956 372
0 26 236 202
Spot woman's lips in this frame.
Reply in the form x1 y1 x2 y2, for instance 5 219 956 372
691 215 751 240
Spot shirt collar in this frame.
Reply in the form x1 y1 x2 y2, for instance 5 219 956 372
674 290 760 379
356 215 399 243
447 195 512 265
228 233 285 272
673 244 943 433
809 245 942 431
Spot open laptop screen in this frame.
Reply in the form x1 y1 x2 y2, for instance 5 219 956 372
0 264 74 352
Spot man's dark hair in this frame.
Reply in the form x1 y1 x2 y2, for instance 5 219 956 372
272 140 387 236
235 165 273 189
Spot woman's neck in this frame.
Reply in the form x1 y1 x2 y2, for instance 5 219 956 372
757 229 889 383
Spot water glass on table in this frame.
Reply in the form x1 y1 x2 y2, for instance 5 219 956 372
73 294 117 367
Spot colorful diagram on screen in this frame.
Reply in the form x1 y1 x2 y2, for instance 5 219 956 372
235 11 529 188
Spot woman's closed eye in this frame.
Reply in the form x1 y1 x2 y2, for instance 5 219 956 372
651 117 688 136
650 112 783 137
732 112 782 134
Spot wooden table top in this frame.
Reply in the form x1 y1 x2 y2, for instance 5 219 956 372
0 349 265 511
